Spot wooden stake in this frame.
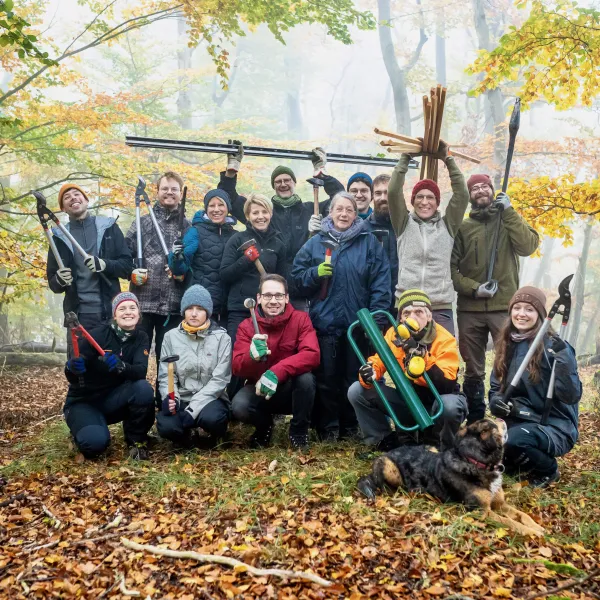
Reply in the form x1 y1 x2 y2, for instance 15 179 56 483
374 128 421 145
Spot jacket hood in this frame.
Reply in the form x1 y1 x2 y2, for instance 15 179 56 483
52 214 116 254
192 209 236 227
256 302 295 331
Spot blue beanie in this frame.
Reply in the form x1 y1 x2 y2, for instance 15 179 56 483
112 292 139 316
347 172 373 191
204 189 232 212
180 284 213 318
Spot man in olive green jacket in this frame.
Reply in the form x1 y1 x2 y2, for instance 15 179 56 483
451 174 539 423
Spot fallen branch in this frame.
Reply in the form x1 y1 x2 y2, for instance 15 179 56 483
525 566 600 600
119 573 141 597
121 537 333 587
42 504 62 529
25 528 142 553
0 492 27 507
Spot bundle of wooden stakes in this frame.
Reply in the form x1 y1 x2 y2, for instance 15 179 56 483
375 84 480 183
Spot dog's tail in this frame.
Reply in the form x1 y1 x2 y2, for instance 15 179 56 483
357 455 404 500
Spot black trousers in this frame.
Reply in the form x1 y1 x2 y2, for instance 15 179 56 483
503 423 560 478
314 333 367 438
231 373 316 435
64 380 155 458
156 398 230 441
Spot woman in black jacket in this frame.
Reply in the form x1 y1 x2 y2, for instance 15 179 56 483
169 189 237 326
489 286 582 487
220 193 287 346
63 292 155 460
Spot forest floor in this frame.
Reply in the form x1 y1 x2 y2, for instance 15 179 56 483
0 364 599 599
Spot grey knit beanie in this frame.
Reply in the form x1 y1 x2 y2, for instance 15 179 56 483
180 285 213 318
112 291 139 316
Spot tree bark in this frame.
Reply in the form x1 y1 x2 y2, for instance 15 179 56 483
0 352 66 366
176 18 193 129
532 236 556 288
0 342 67 353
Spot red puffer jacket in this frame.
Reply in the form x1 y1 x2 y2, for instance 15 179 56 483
232 303 320 384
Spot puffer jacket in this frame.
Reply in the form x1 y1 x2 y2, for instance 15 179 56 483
451 205 539 312
232 303 320 384
157 322 232 419
220 225 287 313
168 210 237 315
125 203 190 316
64 323 149 406
388 154 469 310
47 216 132 322
489 335 581 454
364 212 398 305
291 227 391 336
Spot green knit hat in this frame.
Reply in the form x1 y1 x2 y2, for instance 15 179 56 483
271 166 297 189
396 289 432 314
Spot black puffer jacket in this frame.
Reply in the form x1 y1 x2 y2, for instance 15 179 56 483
220 225 287 312
64 323 150 406
169 210 237 315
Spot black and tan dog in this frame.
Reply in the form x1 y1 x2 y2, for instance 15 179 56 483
357 419 544 537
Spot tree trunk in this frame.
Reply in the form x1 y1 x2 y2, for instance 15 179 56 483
532 236 556 288
0 341 67 353
581 300 600 354
284 53 305 137
176 19 193 129
0 352 66 367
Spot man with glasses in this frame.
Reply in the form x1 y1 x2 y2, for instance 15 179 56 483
451 174 539 423
348 289 466 451
125 171 190 404
231 274 320 451
387 140 469 335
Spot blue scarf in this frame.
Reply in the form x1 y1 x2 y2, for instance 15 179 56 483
321 215 365 244
359 207 373 220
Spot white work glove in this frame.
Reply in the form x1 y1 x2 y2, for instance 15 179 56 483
131 268 148 286
308 214 322 234
310 147 327 176
56 267 73 287
250 334 270 361
226 139 244 172
172 240 184 257
495 192 511 210
84 256 106 273
475 280 498 299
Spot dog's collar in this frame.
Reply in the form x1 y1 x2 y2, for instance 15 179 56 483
465 456 505 473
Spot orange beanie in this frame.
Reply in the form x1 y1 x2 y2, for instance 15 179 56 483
58 183 89 210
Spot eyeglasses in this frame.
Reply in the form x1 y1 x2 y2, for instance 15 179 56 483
260 293 286 301
414 194 436 202
470 184 490 193
274 178 294 186
159 187 181 193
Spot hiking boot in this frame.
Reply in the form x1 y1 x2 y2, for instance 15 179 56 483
528 469 560 488
289 433 310 452
249 424 274 449
128 443 149 461
339 427 361 442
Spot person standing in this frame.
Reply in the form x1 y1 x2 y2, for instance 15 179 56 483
451 174 539 422
125 171 190 401
387 141 469 335
292 192 391 441
231 275 320 450
47 184 132 334
489 287 581 487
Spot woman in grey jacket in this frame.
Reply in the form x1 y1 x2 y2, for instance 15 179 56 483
156 285 232 448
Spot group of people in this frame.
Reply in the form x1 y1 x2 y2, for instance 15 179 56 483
47 141 582 488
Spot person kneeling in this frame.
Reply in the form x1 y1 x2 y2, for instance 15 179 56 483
348 289 467 452
156 285 232 448
489 287 582 488
231 275 320 450
63 292 154 461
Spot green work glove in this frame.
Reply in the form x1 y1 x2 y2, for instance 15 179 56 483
250 334 270 361
317 262 333 278
255 370 278 400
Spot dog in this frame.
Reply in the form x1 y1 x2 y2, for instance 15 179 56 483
357 418 545 537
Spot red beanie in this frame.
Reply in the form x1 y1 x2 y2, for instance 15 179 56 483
467 174 494 194
411 179 440 206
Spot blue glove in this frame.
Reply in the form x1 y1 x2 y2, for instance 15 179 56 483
100 351 125 373
66 356 86 375
180 408 196 430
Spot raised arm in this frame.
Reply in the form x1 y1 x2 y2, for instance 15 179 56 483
442 155 470 238
387 154 411 236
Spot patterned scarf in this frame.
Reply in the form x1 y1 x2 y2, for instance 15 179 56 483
510 327 539 343
321 215 365 244
271 193 302 208
111 321 133 343
182 319 211 336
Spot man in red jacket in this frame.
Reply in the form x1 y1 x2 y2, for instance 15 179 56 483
232 274 320 450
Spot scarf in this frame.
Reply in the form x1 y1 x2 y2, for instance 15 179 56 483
182 320 211 336
510 327 539 343
321 215 365 244
111 322 133 343
271 193 302 208
469 203 501 222
359 207 373 220
413 319 437 346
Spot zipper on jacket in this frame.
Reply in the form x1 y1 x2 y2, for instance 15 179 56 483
421 227 427 289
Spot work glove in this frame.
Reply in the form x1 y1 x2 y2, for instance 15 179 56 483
172 240 184 258
56 267 73 287
243 245 260 262
359 362 374 385
84 256 106 273
308 214 322 234
549 335 567 354
161 395 177 416
250 334 270 361
226 139 244 172
66 356 86 375
475 280 498 299
433 139 449 161
317 262 333 278
489 393 514 418
131 268 148 286
310 147 327 176
495 192 511 210
255 370 278 399
100 350 125 374
407 136 424 158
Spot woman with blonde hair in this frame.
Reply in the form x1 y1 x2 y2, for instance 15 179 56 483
221 193 287 345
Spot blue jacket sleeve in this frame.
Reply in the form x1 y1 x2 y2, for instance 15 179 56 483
553 344 582 405
366 237 392 314
291 238 321 295
169 226 198 275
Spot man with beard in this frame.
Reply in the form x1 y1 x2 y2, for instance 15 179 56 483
451 174 539 423
387 140 469 335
